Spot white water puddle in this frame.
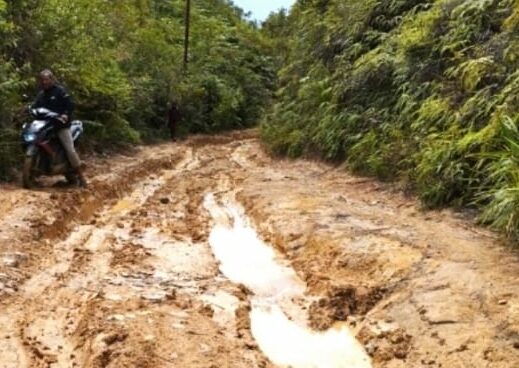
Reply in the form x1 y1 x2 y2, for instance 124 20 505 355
204 193 372 368
204 195 305 298
251 304 371 368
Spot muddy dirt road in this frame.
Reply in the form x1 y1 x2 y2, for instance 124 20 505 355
0 131 518 368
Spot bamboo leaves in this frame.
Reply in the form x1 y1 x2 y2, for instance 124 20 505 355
262 0 519 239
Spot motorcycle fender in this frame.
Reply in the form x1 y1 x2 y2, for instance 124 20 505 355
25 145 38 157
36 141 55 156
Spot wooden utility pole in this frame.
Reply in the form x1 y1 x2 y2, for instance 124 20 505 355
183 0 191 72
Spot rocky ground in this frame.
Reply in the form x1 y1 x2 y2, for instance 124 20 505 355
0 130 518 368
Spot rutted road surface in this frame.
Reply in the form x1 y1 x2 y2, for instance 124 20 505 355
0 131 518 368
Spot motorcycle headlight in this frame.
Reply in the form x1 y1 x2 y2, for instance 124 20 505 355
24 133 36 142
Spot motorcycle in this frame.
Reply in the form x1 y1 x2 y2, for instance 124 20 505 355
21 107 84 188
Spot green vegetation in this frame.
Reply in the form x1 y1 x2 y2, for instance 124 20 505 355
261 0 519 238
4 0 519 239
0 0 275 177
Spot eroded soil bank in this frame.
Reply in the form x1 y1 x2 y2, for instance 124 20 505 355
0 131 518 367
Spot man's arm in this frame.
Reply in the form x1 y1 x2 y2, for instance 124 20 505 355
59 87 74 121
31 91 44 109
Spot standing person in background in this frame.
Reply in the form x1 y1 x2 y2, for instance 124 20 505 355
168 100 182 141
33 69 87 187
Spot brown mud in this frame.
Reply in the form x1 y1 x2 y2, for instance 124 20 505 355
0 130 518 367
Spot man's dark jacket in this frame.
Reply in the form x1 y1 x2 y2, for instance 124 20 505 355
33 84 74 128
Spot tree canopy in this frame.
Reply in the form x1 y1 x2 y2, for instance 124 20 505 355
0 0 275 176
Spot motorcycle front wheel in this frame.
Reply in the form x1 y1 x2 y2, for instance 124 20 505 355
22 156 35 189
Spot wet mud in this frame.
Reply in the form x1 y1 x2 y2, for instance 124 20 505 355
0 130 518 367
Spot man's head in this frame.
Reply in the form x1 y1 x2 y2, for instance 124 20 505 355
39 69 55 90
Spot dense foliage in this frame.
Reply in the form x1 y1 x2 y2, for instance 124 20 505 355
261 0 519 238
0 0 275 177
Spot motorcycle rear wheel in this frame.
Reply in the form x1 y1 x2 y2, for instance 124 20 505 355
22 156 35 189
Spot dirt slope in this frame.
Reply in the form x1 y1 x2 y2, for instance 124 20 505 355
0 131 518 368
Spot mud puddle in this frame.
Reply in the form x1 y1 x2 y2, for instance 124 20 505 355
204 193 372 368
2 132 519 368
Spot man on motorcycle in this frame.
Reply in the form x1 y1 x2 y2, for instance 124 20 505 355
32 69 87 187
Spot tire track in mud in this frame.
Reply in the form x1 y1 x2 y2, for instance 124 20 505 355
8 148 199 367
232 140 519 367
203 184 372 367
0 148 182 368
0 146 184 301
1 141 272 368
2 131 519 368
